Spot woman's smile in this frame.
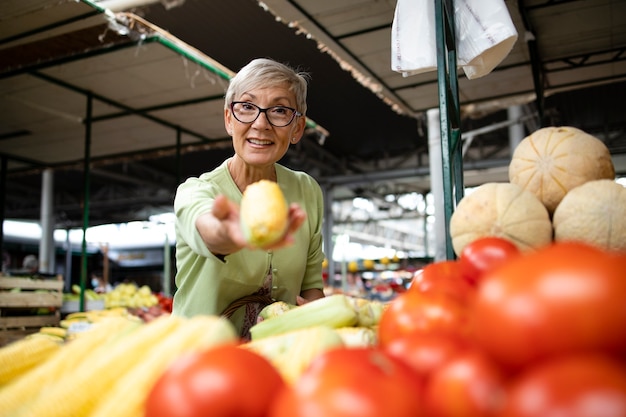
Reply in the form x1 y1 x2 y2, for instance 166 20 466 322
247 138 274 146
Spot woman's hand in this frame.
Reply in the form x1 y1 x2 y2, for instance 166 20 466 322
297 289 325 305
196 195 307 256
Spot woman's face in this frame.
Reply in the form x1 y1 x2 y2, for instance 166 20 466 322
224 84 305 169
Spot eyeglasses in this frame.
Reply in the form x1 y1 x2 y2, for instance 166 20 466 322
230 101 301 127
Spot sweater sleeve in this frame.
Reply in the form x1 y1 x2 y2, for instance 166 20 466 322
174 176 220 259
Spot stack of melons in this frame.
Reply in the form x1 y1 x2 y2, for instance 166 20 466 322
450 126 625 254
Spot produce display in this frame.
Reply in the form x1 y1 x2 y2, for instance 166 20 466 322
0 125 624 416
451 125 623 255
102 282 160 309
64 282 161 310
0 313 237 417
2 241 623 417
63 283 171 322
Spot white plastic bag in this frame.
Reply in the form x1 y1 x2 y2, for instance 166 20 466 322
391 0 437 77
391 0 518 80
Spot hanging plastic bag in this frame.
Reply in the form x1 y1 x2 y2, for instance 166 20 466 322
391 0 437 77
455 0 518 79
391 0 518 80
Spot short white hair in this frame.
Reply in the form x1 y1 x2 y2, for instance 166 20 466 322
225 58 309 115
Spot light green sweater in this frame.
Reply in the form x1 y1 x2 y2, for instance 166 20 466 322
172 159 325 334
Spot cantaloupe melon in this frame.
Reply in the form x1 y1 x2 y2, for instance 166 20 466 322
508 126 615 214
552 179 626 251
449 182 553 256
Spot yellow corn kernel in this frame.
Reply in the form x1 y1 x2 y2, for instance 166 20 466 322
240 179 289 247
347 297 386 327
38 326 68 339
90 315 237 417
334 326 378 347
0 316 140 417
243 325 344 384
63 311 90 321
17 315 185 417
0 334 62 386
259 301 297 320
249 294 359 340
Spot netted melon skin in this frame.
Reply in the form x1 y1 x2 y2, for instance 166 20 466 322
553 179 626 251
508 126 615 214
450 182 553 256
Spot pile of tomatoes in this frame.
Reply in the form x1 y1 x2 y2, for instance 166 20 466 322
145 238 626 417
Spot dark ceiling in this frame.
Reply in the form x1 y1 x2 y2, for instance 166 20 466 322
1 0 625 230
140 0 422 160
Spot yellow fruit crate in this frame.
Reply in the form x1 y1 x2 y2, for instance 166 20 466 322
0 276 64 346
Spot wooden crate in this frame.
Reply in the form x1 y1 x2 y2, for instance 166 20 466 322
0 276 64 346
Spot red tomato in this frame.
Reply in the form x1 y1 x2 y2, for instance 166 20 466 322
411 260 476 306
145 345 285 417
472 242 626 370
423 349 508 417
502 354 626 417
269 347 423 417
384 332 468 381
458 236 520 286
378 289 471 347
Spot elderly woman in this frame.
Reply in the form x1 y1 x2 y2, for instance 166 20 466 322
172 58 326 338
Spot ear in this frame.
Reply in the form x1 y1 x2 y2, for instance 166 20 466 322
224 107 233 136
290 115 306 144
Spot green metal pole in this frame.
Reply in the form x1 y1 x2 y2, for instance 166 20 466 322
80 93 93 312
434 0 464 260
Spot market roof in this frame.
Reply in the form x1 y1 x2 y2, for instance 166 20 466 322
1 0 625 240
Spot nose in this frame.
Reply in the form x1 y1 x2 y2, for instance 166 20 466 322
252 109 272 128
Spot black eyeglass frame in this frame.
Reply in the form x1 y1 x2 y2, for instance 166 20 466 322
230 101 302 127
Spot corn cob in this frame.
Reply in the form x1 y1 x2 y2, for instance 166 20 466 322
63 311 91 321
347 297 386 327
334 326 378 347
240 179 289 247
60 308 131 329
243 325 344 384
0 333 63 386
11 315 181 417
0 316 140 417
38 326 68 339
249 294 358 340
90 315 237 417
370 300 389 327
259 300 297 320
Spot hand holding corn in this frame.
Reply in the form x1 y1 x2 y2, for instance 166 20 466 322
197 181 306 255
240 180 306 248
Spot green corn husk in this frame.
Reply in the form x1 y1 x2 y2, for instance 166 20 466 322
249 294 359 340
243 325 344 384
